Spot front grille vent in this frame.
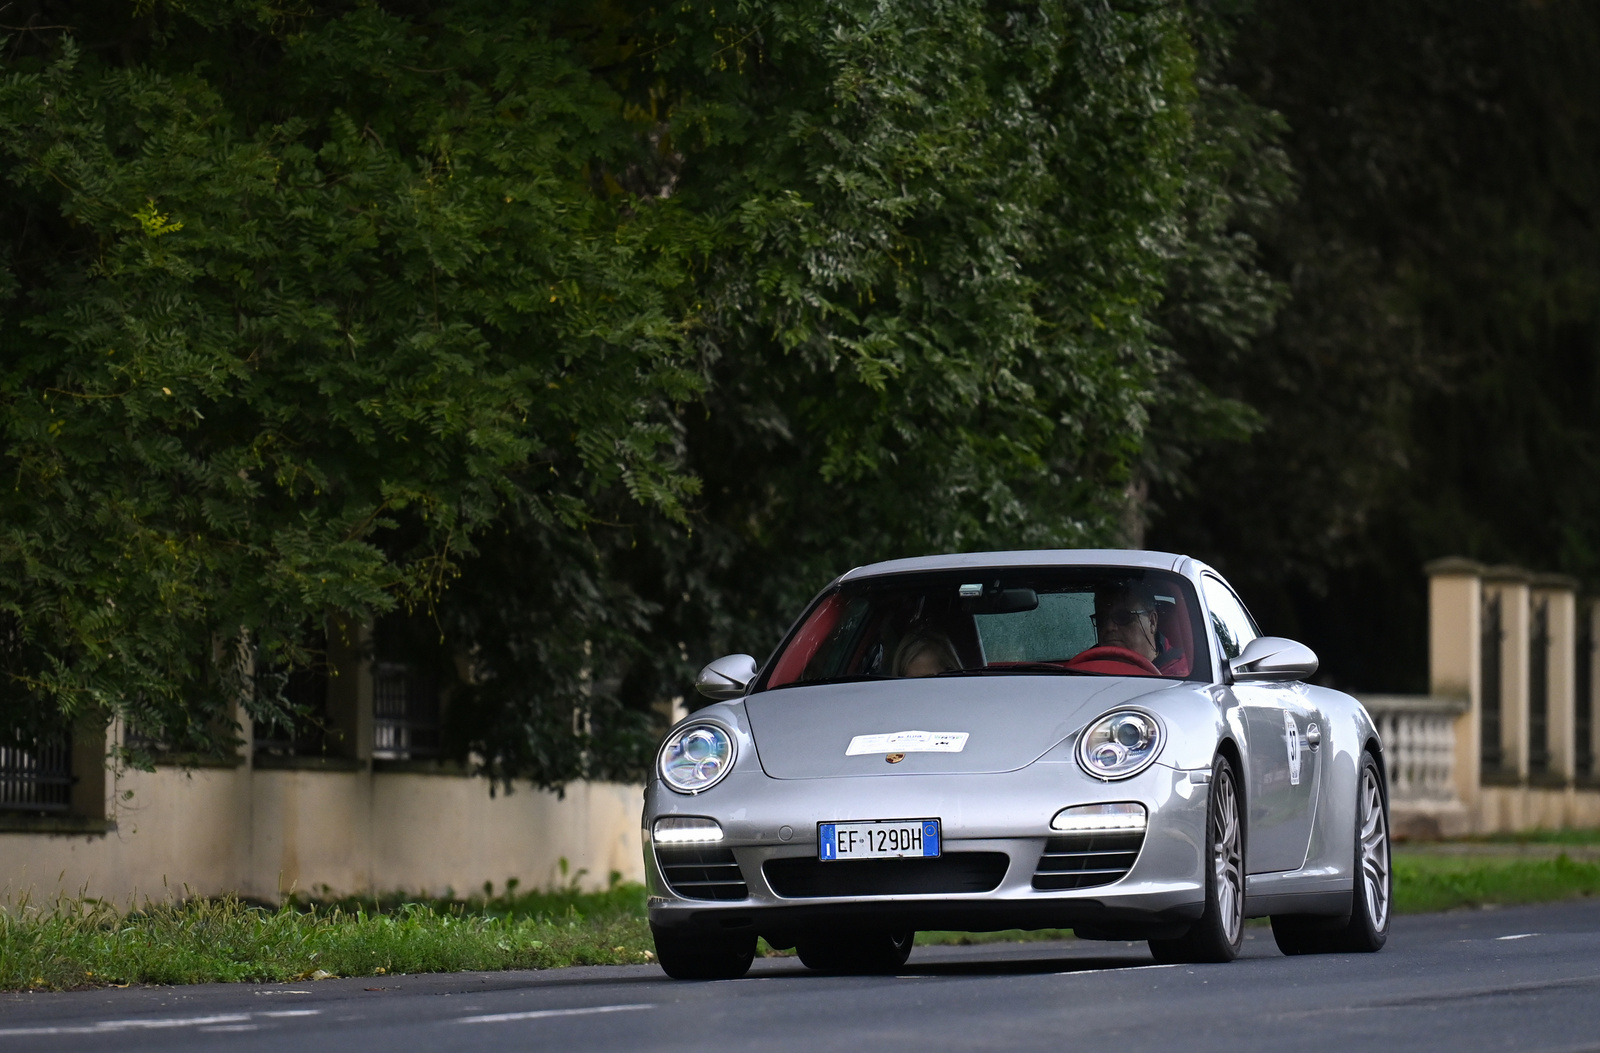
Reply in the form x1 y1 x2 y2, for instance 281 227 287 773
1032 831 1145 891
763 853 1009 898
656 846 748 901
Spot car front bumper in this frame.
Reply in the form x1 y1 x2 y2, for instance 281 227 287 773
643 759 1212 941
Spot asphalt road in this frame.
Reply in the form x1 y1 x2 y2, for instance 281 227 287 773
3 899 1599 1053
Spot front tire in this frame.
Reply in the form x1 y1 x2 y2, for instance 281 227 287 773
651 924 756 980
1150 754 1245 964
796 930 915 973
1271 750 1391 955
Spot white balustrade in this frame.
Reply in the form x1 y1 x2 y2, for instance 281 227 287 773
1357 695 1469 803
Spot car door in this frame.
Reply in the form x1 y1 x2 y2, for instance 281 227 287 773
1201 575 1322 875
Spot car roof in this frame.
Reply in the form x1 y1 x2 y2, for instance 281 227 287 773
839 549 1195 582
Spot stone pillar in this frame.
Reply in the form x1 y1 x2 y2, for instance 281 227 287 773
1484 567 1531 781
1586 600 1600 783
1425 558 1484 805
1530 575 1578 783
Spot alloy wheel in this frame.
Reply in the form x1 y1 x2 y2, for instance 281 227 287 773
1359 766 1391 932
1214 768 1244 946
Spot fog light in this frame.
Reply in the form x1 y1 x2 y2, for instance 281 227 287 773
653 817 724 844
1050 802 1147 833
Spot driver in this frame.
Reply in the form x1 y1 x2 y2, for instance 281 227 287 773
1093 582 1177 667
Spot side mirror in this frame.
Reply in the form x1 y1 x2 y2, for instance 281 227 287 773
1230 636 1319 683
695 654 759 700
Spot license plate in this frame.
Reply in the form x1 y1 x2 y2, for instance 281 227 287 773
818 819 941 861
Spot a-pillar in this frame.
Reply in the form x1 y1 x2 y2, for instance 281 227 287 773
1483 566 1531 783
1529 575 1578 784
1425 558 1484 806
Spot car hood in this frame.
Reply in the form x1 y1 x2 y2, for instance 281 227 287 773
744 675 1186 779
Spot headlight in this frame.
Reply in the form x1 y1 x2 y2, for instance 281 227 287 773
1076 709 1163 780
1051 802 1148 833
658 723 736 794
653 817 725 843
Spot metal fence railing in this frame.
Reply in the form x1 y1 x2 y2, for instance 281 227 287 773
0 734 72 813
253 665 334 758
372 661 440 760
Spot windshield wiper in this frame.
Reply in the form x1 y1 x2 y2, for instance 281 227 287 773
765 665 1113 689
933 663 1096 677
765 674 892 690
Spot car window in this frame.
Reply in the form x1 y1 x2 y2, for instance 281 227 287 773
1201 575 1259 661
757 567 1212 690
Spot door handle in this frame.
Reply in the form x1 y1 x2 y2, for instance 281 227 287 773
1305 722 1321 750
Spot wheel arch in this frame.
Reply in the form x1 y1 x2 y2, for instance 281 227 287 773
1216 735 1245 783
1215 735 1247 854
1361 735 1389 798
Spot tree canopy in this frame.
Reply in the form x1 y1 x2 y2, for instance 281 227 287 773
18 0 1578 784
1 0 1275 783
1 0 713 759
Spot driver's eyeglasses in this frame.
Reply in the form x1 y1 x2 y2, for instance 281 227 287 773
1092 608 1156 628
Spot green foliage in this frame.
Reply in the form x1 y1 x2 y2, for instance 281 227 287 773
0 1 705 757
456 0 1244 776
0 1 1286 785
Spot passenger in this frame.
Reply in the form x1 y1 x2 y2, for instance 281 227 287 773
893 630 961 677
1092 582 1180 669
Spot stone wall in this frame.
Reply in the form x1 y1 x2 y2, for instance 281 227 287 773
4 759 644 906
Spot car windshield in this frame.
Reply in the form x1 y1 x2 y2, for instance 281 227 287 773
754 567 1211 691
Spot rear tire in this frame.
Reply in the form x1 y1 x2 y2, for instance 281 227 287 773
1271 750 1391 955
796 930 915 973
651 924 756 980
1149 754 1245 964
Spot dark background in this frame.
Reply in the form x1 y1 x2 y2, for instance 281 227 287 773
1150 0 1600 693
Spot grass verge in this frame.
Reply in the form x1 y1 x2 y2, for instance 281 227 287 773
1391 850 1600 913
1 884 653 992
1457 827 1600 846
6 847 1599 992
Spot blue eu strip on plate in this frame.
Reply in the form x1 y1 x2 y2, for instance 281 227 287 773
820 823 838 860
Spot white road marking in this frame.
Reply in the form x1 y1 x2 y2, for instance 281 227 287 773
1053 963 1183 977
0 1009 320 1038
456 1003 655 1025
1496 933 1542 941
0 1014 252 1037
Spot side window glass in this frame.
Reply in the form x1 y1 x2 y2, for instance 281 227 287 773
1201 576 1259 661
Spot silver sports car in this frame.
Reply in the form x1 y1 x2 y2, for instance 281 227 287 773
644 550 1391 978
